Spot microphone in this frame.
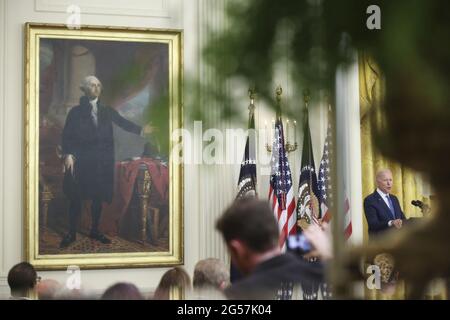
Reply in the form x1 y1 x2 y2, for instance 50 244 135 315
411 200 423 208
411 200 431 215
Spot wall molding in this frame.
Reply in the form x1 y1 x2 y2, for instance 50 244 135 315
35 0 171 18
0 0 7 277
197 0 231 264
0 276 8 299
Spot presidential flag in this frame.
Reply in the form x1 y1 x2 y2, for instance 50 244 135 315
295 107 323 300
232 97 258 283
236 101 257 199
296 108 321 230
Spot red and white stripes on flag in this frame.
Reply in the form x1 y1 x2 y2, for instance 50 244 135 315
343 196 352 239
318 107 352 239
268 118 296 250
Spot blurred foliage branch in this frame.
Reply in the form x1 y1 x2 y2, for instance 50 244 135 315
200 0 449 129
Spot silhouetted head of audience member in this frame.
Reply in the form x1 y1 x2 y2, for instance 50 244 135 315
36 279 62 300
153 267 191 300
193 258 230 291
101 282 144 300
55 288 89 300
7 262 38 299
216 198 280 276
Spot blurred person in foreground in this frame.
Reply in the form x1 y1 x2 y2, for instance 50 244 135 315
152 267 191 300
7 262 39 300
36 279 62 300
302 222 333 262
192 258 229 299
215 198 324 299
101 282 144 300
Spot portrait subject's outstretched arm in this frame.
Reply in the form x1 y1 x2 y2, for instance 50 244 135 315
110 108 142 136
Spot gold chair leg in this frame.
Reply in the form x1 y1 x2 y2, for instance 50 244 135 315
41 186 53 237
137 167 151 244
140 196 149 244
151 208 160 243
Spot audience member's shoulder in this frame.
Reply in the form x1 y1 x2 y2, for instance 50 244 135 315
224 281 275 300
282 253 325 276
224 270 271 300
225 254 324 300
283 252 302 263
189 287 227 300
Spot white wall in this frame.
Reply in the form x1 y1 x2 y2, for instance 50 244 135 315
0 0 7 297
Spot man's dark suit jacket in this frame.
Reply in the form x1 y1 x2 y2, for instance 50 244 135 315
364 190 406 237
225 253 324 300
62 96 142 203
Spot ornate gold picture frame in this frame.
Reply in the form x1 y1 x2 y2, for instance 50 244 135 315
24 23 183 270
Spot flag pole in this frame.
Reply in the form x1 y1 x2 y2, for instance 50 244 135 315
275 85 282 120
266 86 283 153
248 87 256 117
328 93 353 299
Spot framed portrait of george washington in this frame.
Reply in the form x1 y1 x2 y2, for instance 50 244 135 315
24 23 183 270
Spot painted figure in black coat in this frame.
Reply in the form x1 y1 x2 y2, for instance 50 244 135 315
216 198 324 300
60 76 152 248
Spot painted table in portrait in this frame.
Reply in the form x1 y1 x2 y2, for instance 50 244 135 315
24 23 183 270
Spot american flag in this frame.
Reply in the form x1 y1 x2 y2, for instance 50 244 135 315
268 117 296 250
318 107 352 239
